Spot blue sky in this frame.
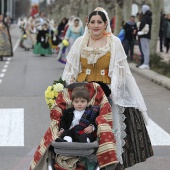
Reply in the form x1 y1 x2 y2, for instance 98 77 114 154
31 0 39 4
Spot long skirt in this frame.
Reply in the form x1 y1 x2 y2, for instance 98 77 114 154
114 107 154 170
33 42 52 55
0 29 13 57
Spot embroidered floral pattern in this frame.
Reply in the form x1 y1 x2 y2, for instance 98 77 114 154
101 70 105 75
86 68 91 75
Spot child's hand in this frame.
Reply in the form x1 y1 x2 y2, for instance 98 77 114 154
84 126 93 134
58 129 64 137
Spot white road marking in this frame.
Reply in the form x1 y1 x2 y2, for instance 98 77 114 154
147 119 170 146
6 61 10 64
0 108 24 146
2 69 6 72
0 79 2 84
0 73 4 77
4 65 8 68
0 107 169 147
13 38 20 52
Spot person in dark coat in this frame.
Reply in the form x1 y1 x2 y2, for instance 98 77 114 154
162 14 170 53
56 86 99 143
159 13 166 52
138 5 152 69
57 17 68 39
123 15 137 61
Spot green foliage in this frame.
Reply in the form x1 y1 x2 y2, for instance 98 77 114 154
133 53 170 78
150 54 170 78
53 77 66 87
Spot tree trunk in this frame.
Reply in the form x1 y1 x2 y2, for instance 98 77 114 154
123 0 132 22
150 0 162 55
115 3 123 36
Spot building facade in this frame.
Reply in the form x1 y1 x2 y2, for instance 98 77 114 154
0 0 16 17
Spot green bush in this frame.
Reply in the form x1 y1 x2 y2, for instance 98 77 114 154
150 54 170 78
132 53 170 78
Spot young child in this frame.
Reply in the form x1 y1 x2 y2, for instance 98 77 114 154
55 86 99 143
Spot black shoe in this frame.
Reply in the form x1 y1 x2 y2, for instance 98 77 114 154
55 138 67 142
40 54 45 56
0 57 3 61
136 63 142 67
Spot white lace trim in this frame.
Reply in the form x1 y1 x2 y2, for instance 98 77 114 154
80 35 111 64
112 104 126 164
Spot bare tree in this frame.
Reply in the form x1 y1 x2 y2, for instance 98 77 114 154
114 0 123 35
15 0 31 18
123 0 133 22
150 0 163 54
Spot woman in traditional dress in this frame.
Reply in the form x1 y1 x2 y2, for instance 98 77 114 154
57 18 84 64
0 14 13 61
62 7 153 170
65 18 84 53
49 21 61 53
33 22 52 56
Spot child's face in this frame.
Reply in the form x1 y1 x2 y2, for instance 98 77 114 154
72 97 88 111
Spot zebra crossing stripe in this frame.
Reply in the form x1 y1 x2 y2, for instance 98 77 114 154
0 108 24 146
147 118 170 146
0 109 170 147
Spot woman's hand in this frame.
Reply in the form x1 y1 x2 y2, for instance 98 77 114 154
84 125 93 134
58 129 64 137
70 76 76 84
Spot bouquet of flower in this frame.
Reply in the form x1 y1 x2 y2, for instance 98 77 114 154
45 77 66 109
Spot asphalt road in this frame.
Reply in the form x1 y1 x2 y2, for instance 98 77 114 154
0 25 170 170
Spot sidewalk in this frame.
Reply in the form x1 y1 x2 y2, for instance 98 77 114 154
129 62 170 90
130 42 170 90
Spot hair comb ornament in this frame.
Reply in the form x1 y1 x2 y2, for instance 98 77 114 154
94 7 108 15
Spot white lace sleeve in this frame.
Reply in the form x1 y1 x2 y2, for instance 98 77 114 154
109 36 148 123
62 37 83 84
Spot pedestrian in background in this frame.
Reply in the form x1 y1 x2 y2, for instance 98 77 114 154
57 18 84 64
162 14 170 53
159 13 166 52
123 15 137 62
64 18 84 54
33 22 52 56
138 4 152 69
57 17 68 39
0 14 13 61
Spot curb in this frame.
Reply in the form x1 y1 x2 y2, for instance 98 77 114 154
129 63 170 90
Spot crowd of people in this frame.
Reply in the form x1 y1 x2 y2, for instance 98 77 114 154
1 4 169 170
17 12 84 64
119 4 152 69
118 4 170 70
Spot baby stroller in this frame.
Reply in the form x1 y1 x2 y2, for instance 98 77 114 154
30 82 117 170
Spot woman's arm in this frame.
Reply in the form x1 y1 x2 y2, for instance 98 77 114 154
62 36 83 84
65 27 71 40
